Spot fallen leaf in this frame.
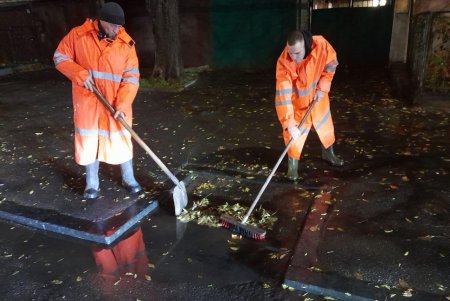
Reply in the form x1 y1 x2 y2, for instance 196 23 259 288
309 225 320 232
417 235 433 241
353 272 363 280
402 289 413 297
399 279 410 289
51 280 63 285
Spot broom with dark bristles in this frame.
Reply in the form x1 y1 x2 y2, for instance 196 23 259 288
220 98 319 240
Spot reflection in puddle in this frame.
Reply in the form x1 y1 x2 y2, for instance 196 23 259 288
92 227 149 283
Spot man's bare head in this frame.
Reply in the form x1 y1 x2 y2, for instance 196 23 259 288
286 31 305 63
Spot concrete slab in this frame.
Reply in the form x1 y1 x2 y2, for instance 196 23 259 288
0 199 158 245
0 151 160 244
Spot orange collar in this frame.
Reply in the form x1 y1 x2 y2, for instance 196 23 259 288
77 19 134 46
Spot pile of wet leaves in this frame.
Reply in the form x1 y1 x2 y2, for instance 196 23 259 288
177 197 277 229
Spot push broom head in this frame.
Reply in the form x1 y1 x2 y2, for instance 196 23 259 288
220 214 266 240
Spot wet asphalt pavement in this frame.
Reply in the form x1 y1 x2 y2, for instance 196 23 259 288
0 67 449 301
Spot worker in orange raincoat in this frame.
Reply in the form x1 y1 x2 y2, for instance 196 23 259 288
54 2 141 198
92 227 149 283
275 30 344 180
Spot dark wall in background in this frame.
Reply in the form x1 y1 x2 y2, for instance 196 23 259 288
1 0 400 71
0 0 97 65
119 0 295 70
0 0 213 70
409 11 449 94
0 0 296 71
115 0 211 70
312 6 394 66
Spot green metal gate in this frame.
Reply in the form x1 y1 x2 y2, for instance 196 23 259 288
211 0 296 69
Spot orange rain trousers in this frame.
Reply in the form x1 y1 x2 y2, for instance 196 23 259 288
275 36 339 160
54 19 139 165
92 228 148 279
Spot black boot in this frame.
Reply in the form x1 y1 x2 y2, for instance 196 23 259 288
321 144 344 166
287 156 299 181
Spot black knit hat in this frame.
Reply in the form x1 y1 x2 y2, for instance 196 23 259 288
99 2 125 25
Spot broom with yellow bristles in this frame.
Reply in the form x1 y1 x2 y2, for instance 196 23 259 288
220 97 319 239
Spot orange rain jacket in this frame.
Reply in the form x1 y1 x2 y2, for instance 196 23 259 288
275 36 338 160
54 19 139 165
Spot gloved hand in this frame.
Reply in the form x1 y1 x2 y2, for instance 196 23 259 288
114 110 125 120
314 89 325 102
84 74 95 92
287 119 301 140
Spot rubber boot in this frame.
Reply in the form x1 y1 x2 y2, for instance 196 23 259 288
120 159 142 193
287 156 299 181
84 160 99 199
321 144 344 166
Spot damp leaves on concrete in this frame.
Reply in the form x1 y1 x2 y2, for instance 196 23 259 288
307 266 322 272
193 181 216 194
309 225 320 232
51 279 63 285
268 248 290 260
402 288 413 297
177 197 277 229
227 239 239 252
281 284 296 291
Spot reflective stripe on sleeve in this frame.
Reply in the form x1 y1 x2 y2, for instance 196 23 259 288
121 77 139 85
295 81 318 97
275 99 293 106
53 51 73 65
90 70 122 83
123 67 140 75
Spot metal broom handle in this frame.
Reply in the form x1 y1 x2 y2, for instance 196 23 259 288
92 85 181 186
241 97 319 224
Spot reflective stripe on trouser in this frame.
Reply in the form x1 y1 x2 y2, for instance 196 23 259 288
75 129 133 165
284 97 335 160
